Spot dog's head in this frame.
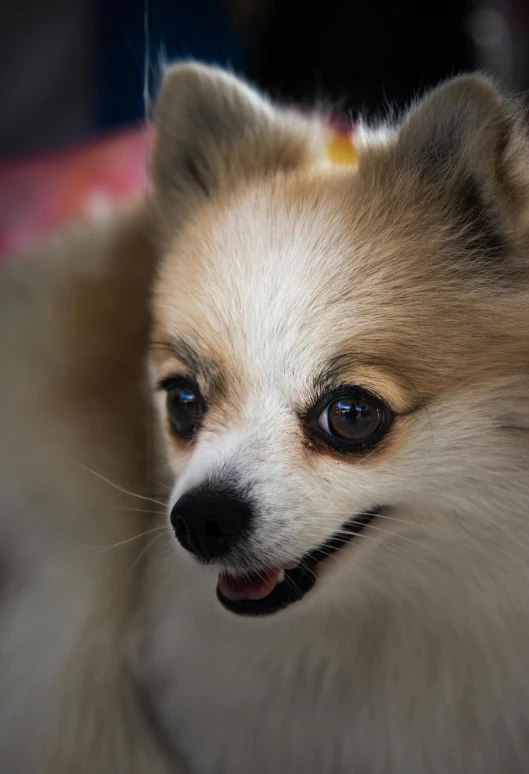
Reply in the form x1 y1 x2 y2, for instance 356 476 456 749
149 64 529 618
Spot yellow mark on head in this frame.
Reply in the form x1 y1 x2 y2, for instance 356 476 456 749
326 133 357 166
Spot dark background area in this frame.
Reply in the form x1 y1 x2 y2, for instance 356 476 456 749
1 0 528 159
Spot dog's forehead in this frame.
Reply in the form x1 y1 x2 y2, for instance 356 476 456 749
153 167 524 404
156 173 396 379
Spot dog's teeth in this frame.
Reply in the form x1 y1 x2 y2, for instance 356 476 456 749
277 569 285 584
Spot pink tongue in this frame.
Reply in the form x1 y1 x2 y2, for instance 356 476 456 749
218 568 281 602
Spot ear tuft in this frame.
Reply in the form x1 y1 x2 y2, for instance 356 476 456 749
150 62 323 242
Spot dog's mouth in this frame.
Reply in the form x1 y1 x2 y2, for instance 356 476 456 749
217 508 380 616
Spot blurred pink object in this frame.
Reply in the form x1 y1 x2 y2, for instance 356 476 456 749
0 127 150 260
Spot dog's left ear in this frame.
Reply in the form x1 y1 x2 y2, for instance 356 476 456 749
400 75 528 194
382 76 529 256
150 62 322 242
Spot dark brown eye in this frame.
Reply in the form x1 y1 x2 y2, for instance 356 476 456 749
317 389 390 450
163 378 205 439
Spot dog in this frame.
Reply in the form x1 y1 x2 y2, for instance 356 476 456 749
137 64 529 774
2 62 529 773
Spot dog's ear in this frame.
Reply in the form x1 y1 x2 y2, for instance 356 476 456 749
363 75 529 274
151 62 322 242
398 75 529 204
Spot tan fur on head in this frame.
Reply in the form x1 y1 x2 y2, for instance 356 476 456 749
139 64 529 774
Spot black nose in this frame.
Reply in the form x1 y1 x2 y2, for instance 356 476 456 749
171 489 252 560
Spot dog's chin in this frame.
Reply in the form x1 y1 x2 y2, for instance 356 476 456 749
216 508 381 617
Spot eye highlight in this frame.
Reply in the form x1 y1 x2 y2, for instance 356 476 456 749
310 387 392 453
159 376 205 440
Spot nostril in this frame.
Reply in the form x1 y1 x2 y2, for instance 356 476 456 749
204 520 223 538
174 518 188 537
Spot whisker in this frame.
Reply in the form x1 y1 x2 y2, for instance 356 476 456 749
281 568 304 597
313 531 422 573
93 526 168 552
308 510 443 536
308 541 412 588
126 530 168 583
344 520 443 558
77 464 167 508
145 476 172 492
111 506 166 516
308 509 529 567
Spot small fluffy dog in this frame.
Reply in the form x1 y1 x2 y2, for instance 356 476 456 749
2 63 529 774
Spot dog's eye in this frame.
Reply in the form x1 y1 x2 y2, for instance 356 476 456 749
316 389 391 450
161 378 205 439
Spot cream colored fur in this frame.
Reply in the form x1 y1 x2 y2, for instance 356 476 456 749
2 62 529 774
0 208 176 772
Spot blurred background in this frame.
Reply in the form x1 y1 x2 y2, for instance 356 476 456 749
1 0 528 254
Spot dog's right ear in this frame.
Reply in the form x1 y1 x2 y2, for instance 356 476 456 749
151 62 322 243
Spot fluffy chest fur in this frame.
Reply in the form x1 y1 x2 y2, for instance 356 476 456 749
139 545 529 774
